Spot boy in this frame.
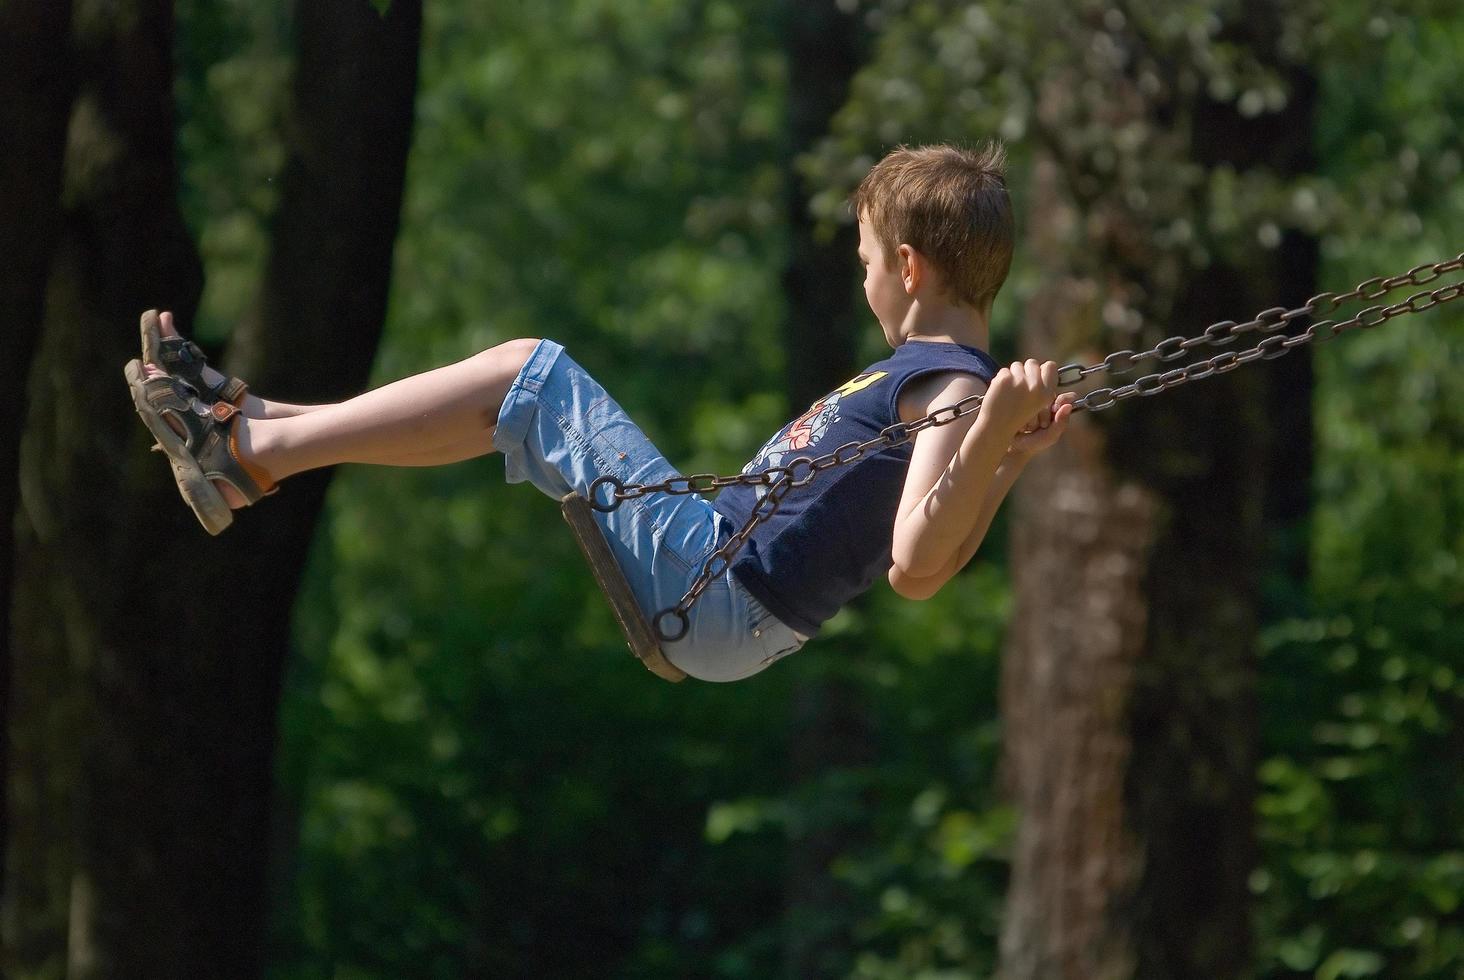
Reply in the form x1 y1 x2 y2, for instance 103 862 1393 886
127 143 1074 682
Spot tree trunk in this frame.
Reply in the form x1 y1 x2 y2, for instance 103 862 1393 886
780 0 865 411
0 0 77 903
5 2 205 973
778 2 869 977
2 1 421 975
997 23 1318 980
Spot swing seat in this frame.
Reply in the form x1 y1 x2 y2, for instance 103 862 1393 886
560 492 686 682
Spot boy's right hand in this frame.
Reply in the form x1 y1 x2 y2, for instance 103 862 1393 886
983 359 1060 435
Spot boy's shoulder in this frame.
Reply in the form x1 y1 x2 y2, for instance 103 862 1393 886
896 368 989 425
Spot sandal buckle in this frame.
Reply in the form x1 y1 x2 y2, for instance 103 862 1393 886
210 400 238 424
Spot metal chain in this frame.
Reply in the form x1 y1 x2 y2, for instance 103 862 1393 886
1070 258 1464 412
584 253 1464 641
1055 255 1464 389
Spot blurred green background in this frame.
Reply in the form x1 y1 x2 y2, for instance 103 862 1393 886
3 1 1461 978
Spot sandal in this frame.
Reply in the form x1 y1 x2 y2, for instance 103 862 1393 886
124 359 276 535
139 309 249 407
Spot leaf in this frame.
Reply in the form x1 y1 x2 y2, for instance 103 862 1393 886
1316 948 1385 980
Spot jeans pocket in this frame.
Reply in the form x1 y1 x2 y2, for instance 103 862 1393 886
747 601 801 667
759 640 800 668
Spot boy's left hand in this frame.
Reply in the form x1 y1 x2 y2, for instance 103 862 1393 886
1007 391 1077 458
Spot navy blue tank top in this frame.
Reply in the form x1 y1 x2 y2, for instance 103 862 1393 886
713 340 1000 636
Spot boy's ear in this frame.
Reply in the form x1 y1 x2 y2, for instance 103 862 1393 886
897 243 922 295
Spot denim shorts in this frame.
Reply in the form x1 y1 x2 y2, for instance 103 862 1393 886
492 339 804 682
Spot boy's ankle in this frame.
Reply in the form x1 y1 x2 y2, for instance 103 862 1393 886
227 414 279 493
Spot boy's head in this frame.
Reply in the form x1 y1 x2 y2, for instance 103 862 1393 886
851 142 1013 311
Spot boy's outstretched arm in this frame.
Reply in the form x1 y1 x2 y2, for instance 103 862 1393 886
888 451 1026 599
888 361 1072 598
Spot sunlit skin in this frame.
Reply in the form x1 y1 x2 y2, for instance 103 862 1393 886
143 312 537 507
853 212 1075 597
857 213 984 350
145 217 1073 601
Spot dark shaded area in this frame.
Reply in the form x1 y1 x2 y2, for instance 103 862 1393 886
2 1 421 975
0 0 77 900
1124 55 1319 980
781 0 867 410
777 3 873 977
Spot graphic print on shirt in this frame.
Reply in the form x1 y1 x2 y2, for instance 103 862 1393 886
742 370 888 496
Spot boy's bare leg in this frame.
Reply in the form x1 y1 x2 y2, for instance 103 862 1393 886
146 315 493 461
143 315 539 508
329 430 501 467
198 338 539 507
141 360 501 471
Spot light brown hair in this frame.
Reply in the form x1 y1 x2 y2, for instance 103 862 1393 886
851 142 1014 309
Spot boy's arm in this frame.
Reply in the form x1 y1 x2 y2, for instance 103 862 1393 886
888 360 1067 595
887 451 1029 599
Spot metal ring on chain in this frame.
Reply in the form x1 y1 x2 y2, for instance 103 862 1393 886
655 608 690 643
588 474 625 512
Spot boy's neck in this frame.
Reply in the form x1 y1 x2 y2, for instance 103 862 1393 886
894 301 991 351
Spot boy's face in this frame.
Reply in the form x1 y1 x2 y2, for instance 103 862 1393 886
857 213 910 347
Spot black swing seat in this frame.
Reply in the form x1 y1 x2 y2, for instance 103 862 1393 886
560 492 687 682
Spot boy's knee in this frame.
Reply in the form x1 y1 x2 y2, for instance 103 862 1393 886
503 337 541 353
480 337 541 376
503 336 541 366
480 338 543 432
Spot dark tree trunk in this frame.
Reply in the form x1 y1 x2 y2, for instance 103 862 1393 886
2 1 421 976
997 15 1317 980
0 0 77 903
781 0 865 411
777 2 869 977
230 0 423 946
5 2 205 973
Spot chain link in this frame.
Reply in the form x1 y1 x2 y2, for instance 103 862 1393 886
1052 256 1463 385
1069 273 1463 413
588 253 1464 640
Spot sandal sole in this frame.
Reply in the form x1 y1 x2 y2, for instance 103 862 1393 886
139 310 162 366
124 359 234 535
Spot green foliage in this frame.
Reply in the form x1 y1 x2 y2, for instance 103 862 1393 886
169 0 1464 976
1253 297 1464 974
811 4 1464 976
174 0 290 345
1247 12 1464 979
268 1 803 975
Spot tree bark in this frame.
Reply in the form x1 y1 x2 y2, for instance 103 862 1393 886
5 2 204 973
2 1 421 975
997 18 1317 980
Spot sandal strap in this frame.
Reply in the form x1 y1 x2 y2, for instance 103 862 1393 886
142 373 210 418
141 377 276 503
213 401 277 499
157 337 249 407
214 375 250 407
